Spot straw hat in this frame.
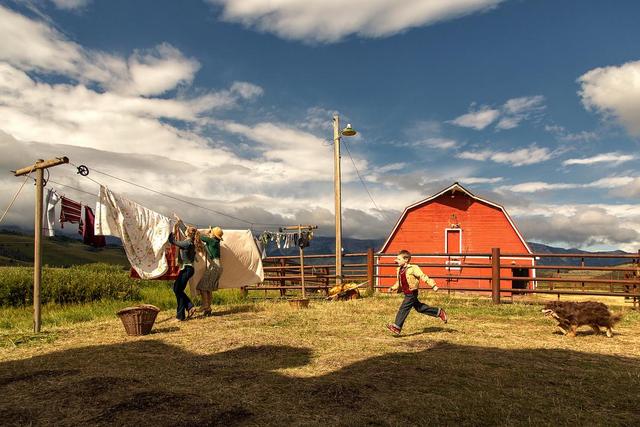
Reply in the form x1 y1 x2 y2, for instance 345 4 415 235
210 226 224 240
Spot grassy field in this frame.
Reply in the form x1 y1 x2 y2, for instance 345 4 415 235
0 291 638 426
0 231 128 266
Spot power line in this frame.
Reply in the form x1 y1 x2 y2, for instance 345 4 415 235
341 139 394 222
47 179 97 198
65 162 288 228
0 165 35 225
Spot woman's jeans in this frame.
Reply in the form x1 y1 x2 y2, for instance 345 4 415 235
173 266 194 320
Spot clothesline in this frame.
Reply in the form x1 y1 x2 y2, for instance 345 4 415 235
66 161 291 228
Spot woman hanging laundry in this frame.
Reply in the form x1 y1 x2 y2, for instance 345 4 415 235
197 226 224 316
168 215 201 321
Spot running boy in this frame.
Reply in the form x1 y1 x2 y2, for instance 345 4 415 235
386 249 448 335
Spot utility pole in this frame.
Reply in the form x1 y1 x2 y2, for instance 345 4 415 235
13 156 69 332
332 115 357 288
333 114 343 287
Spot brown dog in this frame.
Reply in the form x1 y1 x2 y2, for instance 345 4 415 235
542 301 622 337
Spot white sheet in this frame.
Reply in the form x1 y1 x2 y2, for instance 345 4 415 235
94 185 171 279
188 229 264 295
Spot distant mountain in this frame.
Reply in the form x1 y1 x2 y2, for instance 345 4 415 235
264 236 384 257
526 242 633 266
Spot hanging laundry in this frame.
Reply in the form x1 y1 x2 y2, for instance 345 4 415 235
259 231 272 246
43 188 60 237
130 234 181 280
254 236 267 259
275 232 282 249
95 185 171 279
298 231 311 248
187 229 264 296
59 196 82 229
79 206 105 248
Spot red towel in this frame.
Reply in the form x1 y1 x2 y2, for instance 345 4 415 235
80 206 106 248
60 196 82 228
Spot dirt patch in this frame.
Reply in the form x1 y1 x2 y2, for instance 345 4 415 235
90 391 188 422
212 406 254 426
0 368 79 387
0 407 35 426
398 340 439 351
307 382 363 409
89 390 254 426
68 376 139 398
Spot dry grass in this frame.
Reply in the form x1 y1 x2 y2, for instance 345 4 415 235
0 294 638 426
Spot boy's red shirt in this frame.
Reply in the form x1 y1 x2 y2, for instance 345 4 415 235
399 266 413 295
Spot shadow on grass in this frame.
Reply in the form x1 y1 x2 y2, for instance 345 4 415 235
397 326 457 337
210 304 262 317
0 340 638 426
150 326 180 335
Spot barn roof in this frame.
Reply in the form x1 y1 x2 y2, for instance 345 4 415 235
379 182 532 254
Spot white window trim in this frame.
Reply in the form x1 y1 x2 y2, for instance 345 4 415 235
444 228 462 253
444 228 462 271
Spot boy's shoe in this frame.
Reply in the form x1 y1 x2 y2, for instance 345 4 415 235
202 309 212 317
438 308 448 324
386 323 401 335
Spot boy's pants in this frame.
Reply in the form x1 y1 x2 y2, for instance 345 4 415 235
394 290 439 329
173 266 195 320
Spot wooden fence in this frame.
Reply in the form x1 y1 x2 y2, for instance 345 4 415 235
244 249 640 307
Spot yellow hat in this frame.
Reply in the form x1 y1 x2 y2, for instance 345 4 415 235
211 226 223 240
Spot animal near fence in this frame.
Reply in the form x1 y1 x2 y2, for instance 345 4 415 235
246 248 640 308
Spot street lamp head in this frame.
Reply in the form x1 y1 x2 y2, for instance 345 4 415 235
341 123 357 137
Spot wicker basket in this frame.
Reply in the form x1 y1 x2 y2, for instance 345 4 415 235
117 304 160 336
289 298 310 309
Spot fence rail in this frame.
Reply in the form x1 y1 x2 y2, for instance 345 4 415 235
244 248 639 307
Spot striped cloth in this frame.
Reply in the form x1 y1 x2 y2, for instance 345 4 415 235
59 196 82 228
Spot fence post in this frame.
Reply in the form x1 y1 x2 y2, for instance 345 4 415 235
279 258 286 297
367 248 374 295
491 247 501 304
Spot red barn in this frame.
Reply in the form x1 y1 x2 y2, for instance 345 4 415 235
377 182 535 292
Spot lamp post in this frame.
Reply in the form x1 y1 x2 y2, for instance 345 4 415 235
333 114 357 286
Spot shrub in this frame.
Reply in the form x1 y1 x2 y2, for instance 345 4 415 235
0 264 142 307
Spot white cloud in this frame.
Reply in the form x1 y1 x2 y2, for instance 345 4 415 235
117 43 201 96
501 182 578 193
587 176 635 189
457 144 554 166
377 163 407 173
208 0 505 43
579 59 640 136
460 177 504 184
49 0 90 10
0 5 210 97
496 95 545 129
545 125 598 142
449 107 500 130
0 6 426 240
450 95 545 131
563 153 635 166
0 5 88 77
499 176 637 193
502 95 544 115
516 207 640 249
418 137 458 150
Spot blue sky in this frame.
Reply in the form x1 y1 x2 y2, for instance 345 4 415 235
1 0 640 250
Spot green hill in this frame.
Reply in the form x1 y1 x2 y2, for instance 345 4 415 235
0 230 128 267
